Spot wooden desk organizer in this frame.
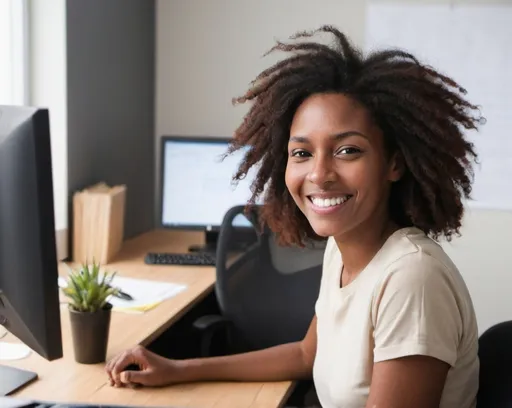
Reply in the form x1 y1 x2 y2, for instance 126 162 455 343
72 182 126 264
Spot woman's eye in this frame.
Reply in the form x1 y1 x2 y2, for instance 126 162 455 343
338 147 361 155
291 150 311 158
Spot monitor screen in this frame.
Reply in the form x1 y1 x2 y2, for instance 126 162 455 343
161 137 259 229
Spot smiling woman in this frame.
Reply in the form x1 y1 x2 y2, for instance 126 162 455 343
224 25 482 408
105 25 482 408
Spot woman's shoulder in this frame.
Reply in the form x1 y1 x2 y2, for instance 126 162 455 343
370 228 478 363
374 227 469 299
377 227 456 272
321 227 465 289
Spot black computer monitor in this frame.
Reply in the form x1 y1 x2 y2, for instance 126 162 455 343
0 105 63 395
159 136 260 252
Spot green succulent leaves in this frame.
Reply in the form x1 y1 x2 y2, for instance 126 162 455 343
62 260 119 313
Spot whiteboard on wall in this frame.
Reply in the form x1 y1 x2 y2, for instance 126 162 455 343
365 3 512 211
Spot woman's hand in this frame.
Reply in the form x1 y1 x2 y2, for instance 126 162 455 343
105 345 183 387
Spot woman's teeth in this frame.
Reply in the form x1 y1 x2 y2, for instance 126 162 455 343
311 195 351 208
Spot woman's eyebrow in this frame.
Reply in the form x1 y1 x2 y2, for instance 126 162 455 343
289 131 368 143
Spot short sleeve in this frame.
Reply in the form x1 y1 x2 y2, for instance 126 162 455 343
372 252 462 367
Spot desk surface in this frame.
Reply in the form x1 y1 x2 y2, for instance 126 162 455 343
4 230 294 408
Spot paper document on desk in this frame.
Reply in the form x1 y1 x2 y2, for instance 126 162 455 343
108 276 187 313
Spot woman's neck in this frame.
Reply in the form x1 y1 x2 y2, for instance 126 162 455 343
334 215 399 280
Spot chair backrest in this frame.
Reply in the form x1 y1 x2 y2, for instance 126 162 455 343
215 205 325 352
477 320 512 408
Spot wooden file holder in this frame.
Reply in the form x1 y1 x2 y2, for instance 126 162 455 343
72 182 126 264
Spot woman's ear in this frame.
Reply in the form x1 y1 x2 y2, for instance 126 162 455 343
388 152 405 182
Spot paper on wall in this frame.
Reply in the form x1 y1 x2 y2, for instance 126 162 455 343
365 3 512 211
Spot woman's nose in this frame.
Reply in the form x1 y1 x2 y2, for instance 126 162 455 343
307 157 336 187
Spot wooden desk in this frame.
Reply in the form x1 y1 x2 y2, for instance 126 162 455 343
3 230 294 407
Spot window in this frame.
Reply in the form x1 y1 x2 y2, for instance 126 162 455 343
0 0 28 105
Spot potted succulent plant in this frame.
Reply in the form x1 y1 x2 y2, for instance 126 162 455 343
61 260 119 364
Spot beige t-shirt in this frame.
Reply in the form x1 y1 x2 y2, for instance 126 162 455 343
313 227 479 408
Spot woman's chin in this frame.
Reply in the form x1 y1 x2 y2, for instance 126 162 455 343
311 224 343 239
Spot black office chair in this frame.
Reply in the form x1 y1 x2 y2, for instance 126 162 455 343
193 204 325 356
477 320 512 408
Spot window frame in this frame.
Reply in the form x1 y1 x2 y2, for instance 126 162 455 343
1 0 29 105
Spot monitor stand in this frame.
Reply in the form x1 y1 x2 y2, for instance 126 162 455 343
188 229 258 254
188 231 218 254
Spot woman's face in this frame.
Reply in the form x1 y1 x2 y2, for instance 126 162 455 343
285 93 402 240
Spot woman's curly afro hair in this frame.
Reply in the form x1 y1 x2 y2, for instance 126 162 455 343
226 25 484 246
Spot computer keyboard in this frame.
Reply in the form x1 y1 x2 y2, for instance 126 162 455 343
144 252 216 266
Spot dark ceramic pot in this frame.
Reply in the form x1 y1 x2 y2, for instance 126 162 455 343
68 303 112 364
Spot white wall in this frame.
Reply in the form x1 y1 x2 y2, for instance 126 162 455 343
155 0 364 197
29 0 68 259
443 208 512 333
156 0 364 140
156 0 512 333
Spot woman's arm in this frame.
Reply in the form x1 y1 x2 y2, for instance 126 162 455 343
107 315 317 386
365 355 450 408
181 315 318 382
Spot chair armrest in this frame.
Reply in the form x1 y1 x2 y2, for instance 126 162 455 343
193 314 231 330
193 314 232 357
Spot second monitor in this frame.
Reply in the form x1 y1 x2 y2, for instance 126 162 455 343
160 136 259 253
